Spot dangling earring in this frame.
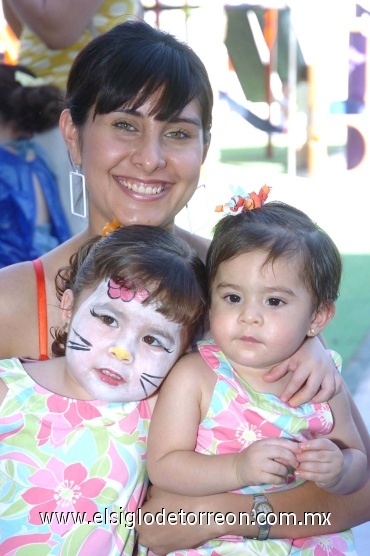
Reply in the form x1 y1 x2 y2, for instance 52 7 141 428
69 163 87 218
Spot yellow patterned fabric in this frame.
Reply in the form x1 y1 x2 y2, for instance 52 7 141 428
18 0 142 90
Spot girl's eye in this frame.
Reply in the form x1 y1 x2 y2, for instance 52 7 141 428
266 298 284 307
225 294 241 304
90 308 118 327
143 335 172 353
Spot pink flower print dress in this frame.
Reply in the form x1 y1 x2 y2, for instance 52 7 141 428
0 358 151 556
164 340 357 556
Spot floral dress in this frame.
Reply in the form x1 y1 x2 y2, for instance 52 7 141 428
0 358 151 556
165 339 357 556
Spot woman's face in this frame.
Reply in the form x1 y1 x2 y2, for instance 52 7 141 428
62 96 210 235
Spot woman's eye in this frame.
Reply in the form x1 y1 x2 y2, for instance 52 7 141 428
225 294 241 304
90 308 117 327
166 129 191 139
143 335 172 353
266 298 284 307
114 120 136 131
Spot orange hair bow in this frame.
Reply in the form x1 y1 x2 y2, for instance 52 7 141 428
215 185 271 215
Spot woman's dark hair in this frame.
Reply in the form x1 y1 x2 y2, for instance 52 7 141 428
0 63 62 134
207 202 342 309
53 225 207 356
65 19 213 143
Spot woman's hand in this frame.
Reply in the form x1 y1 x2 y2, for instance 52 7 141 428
263 336 341 406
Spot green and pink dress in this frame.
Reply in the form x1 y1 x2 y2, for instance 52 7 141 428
163 339 356 556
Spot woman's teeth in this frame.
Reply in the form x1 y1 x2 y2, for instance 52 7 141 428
120 180 164 195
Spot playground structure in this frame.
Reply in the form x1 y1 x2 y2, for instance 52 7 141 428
141 1 370 177
2 1 369 176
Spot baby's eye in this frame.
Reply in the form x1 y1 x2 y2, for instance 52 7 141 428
90 308 118 327
266 298 284 307
225 294 241 304
143 335 172 353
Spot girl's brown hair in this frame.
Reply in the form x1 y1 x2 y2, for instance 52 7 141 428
53 225 207 356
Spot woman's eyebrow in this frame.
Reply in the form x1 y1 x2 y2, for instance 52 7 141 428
114 107 201 128
169 116 201 128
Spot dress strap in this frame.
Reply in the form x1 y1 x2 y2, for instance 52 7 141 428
32 259 49 360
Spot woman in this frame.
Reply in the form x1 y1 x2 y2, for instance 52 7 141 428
0 19 368 550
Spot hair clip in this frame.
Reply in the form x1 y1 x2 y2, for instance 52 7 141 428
215 185 271 215
102 217 121 237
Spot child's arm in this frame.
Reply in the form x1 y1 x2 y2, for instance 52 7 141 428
147 353 300 496
295 383 367 494
263 335 341 406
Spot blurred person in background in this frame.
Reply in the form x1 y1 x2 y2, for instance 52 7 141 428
0 63 71 268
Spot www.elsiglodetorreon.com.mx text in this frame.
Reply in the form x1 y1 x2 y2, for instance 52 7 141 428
39 508 332 528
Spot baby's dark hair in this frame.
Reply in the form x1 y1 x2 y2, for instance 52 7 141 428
53 225 207 356
207 202 342 309
0 63 62 134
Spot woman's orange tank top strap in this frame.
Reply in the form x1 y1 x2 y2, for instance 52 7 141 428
32 259 49 360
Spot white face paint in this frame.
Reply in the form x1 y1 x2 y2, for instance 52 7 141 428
64 280 184 402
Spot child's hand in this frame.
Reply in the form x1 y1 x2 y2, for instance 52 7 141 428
294 438 343 490
235 438 301 487
263 336 341 406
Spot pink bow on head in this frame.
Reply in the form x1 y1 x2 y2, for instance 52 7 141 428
108 279 149 303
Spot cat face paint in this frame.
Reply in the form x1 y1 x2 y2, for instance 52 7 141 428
63 280 183 402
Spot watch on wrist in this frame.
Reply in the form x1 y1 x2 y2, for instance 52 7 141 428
251 494 273 540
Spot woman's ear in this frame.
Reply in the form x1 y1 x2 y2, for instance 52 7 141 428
307 302 335 337
59 109 81 165
61 289 74 329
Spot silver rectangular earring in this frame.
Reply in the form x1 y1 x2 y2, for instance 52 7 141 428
69 167 87 218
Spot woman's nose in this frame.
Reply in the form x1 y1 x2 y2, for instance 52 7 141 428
110 347 132 362
131 136 166 173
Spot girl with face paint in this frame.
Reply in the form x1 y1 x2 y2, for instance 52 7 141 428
0 225 207 555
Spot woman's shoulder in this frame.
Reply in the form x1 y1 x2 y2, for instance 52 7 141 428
0 261 39 358
0 232 88 359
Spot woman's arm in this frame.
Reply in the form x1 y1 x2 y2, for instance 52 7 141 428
137 476 370 555
4 0 105 48
263 335 341 406
0 261 41 360
138 391 370 554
